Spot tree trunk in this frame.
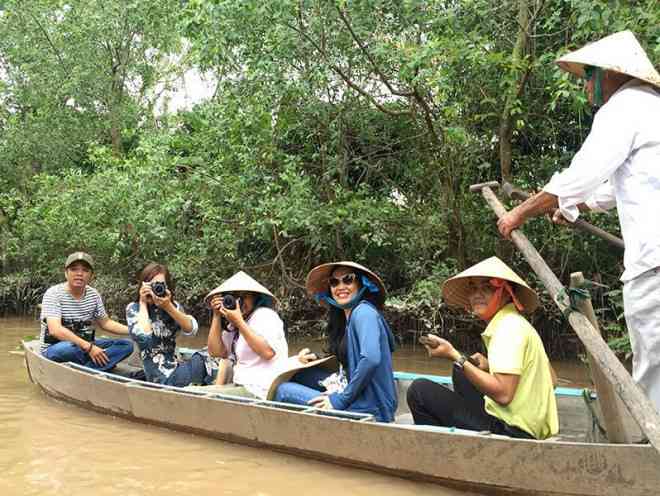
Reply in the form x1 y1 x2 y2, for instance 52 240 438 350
499 0 530 183
110 122 122 156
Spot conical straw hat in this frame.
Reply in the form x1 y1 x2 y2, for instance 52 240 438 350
266 355 338 401
556 31 660 88
441 257 538 313
306 261 386 307
205 271 277 306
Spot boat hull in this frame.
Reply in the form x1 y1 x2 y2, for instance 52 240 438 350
23 341 660 496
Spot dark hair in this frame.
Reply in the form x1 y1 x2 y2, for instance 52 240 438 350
324 267 379 367
236 291 272 317
135 262 174 302
251 292 273 311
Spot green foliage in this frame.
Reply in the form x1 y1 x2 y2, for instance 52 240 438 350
1 0 658 357
0 0 184 178
601 288 630 357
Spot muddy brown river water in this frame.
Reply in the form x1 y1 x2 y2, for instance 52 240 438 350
0 316 590 495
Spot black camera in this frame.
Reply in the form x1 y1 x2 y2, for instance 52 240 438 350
150 281 168 298
222 294 237 310
65 319 92 333
46 318 95 344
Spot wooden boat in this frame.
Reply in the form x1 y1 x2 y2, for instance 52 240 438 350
22 340 660 495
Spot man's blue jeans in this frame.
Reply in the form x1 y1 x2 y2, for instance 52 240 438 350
43 338 133 372
274 367 331 405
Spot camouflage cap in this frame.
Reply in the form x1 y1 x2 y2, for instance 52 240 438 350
65 252 94 270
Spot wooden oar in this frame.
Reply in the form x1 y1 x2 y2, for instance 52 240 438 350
501 181 624 251
470 181 660 454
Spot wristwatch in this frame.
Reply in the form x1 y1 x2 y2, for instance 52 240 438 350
454 354 469 369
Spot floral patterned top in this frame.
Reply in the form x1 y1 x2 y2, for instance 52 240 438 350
126 301 199 384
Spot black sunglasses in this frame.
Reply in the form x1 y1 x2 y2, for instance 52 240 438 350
329 273 358 288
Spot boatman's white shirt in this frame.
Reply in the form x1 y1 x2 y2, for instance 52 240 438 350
543 80 660 282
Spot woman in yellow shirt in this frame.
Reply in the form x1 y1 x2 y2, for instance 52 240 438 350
407 257 558 440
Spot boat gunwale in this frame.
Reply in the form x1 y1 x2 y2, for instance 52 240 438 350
22 339 649 447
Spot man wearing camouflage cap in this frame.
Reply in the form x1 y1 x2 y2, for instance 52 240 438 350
39 251 133 370
497 31 660 411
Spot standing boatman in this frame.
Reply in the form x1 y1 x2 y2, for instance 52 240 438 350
497 31 660 411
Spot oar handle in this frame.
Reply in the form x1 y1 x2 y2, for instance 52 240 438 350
502 182 624 250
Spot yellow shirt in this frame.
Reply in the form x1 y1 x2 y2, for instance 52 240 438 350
482 304 559 440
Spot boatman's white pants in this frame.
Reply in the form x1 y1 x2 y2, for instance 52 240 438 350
623 266 660 412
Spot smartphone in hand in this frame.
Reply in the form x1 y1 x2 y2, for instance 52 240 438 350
419 334 481 367
418 334 437 348
466 355 480 367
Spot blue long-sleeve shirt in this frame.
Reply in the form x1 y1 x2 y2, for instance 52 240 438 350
328 301 397 422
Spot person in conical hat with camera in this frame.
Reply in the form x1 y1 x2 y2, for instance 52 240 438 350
206 271 288 398
497 31 660 411
407 257 559 439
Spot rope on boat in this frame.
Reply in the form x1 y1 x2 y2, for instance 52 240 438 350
561 283 607 438
581 388 608 442
558 286 591 318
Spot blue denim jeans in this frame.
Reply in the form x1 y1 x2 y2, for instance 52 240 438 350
163 352 215 387
274 367 331 405
43 338 134 372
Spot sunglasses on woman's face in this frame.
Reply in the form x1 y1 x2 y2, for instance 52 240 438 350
329 273 358 288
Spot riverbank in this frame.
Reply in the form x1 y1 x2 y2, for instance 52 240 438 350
0 276 595 360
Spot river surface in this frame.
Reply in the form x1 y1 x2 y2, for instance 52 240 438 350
0 316 590 495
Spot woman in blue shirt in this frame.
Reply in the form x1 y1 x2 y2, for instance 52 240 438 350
274 262 397 422
126 262 214 387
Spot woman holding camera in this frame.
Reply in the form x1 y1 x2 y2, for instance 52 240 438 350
206 271 288 399
126 262 214 386
273 262 397 422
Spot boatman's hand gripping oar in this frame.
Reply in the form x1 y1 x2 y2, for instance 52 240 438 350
499 181 624 250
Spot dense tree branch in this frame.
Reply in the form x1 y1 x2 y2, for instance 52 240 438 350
335 5 414 98
284 14 410 117
22 7 69 77
499 0 544 183
334 5 442 146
